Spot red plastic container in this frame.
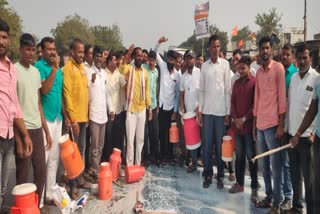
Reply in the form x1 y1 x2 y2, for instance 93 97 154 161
125 165 145 184
183 112 201 150
98 162 112 200
109 148 122 181
11 183 40 214
169 122 179 143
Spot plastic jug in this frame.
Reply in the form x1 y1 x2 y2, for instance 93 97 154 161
125 165 145 184
169 122 179 143
59 134 84 179
109 148 122 181
222 135 234 162
98 162 112 200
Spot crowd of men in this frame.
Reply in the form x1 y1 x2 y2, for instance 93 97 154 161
1 18 320 214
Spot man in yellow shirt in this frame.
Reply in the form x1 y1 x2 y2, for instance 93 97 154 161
120 45 152 166
62 38 89 193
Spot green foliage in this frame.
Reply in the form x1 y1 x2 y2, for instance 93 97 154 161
179 25 228 58
231 25 251 43
255 8 282 42
51 14 124 56
0 0 22 61
91 24 124 51
51 14 95 56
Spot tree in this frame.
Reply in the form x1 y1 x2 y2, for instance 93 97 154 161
91 24 124 51
0 0 23 61
179 25 228 58
255 8 282 42
231 25 252 44
51 14 95 56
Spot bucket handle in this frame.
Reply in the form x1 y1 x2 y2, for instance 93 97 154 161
179 111 185 125
70 126 77 159
35 193 39 206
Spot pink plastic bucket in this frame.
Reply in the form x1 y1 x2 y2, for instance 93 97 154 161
183 112 201 150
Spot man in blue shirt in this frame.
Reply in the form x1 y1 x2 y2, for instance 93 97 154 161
280 43 297 211
35 37 71 201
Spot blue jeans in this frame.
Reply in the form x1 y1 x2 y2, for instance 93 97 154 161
257 126 282 208
0 137 15 209
201 115 225 179
281 145 292 200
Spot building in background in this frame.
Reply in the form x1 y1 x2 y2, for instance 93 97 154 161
282 27 304 44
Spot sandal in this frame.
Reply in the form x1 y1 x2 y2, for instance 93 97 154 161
86 168 96 176
255 197 272 208
77 177 90 189
228 183 244 194
70 187 80 200
82 172 92 181
133 201 144 214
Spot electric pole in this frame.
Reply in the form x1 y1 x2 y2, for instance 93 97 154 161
304 0 307 42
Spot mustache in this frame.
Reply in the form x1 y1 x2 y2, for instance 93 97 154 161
0 45 6 49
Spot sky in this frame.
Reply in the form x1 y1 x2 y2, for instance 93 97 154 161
6 0 320 52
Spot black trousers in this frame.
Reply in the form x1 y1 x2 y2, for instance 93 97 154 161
143 108 159 162
288 135 313 213
158 106 174 160
234 133 258 189
15 128 46 206
101 112 125 162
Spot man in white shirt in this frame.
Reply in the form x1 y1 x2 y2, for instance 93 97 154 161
103 51 126 162
196 54 204 69
198 35 232 189
154 37 180 162
180 50 200 172
83 44 93 177
175 53 183 73
287 45 318 214
85 46 114 174
84 44 93 70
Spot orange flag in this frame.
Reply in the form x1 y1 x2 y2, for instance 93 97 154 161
231 26 238 36
238 39 244 47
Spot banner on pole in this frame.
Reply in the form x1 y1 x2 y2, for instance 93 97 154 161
194 2 210 40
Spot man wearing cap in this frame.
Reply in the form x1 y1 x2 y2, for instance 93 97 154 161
179 50 200 172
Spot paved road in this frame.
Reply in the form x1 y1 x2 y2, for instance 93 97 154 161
3 162 290 214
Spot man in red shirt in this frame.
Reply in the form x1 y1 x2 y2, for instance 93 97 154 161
228 56 258 203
